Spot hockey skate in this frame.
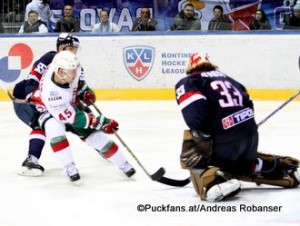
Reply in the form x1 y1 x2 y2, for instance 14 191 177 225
64 163 81 182
18 154 45 177
120 161 136 178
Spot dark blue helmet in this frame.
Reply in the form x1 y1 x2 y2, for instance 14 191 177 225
56 33 80 50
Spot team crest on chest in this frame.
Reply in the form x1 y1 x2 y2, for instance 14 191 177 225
48 90 62 101
123 46 154 81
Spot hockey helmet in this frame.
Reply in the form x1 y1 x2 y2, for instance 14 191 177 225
52 51 80 76
56 33 80 49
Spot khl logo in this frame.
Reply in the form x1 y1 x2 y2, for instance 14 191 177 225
0 43 33 82
123 46 154 81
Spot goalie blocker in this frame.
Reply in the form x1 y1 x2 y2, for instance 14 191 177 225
180 130 300 202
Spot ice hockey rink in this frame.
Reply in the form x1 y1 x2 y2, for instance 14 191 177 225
0 100 299 226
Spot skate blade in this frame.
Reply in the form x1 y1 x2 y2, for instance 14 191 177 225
71 180 82 186
17 167 43 177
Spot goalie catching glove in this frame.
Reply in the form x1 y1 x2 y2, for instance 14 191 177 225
89 114 119 134
180 130 212 169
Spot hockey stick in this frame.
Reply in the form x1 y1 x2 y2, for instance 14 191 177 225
0 79 14 101
258 53 300 127
0 79 38 106
91 103 166 181
257 90 300 127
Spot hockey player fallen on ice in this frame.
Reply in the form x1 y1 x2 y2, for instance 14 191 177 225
12 33 97 176
30 51 135 182
175 52 299 202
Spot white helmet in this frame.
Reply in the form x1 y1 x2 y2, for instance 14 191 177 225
52 51 80 73
51 51 81 83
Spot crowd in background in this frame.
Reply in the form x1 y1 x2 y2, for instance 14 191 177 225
1 0 300 34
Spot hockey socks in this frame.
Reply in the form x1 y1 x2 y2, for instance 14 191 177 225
28 129 46 159
50 136 80 182
18 129 46 176
100 141 136 177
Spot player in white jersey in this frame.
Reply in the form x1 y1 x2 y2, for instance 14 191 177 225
32 51 136 182
13 33 94 176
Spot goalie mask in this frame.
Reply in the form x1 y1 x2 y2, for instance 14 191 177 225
186 52 215 74
52 51 80 83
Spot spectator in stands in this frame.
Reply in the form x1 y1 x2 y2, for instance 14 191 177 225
0 22 4 33
283 4 300 30
208 5 232 31
5 7 22 23
249 9 271 30
19 10 48 33
171 3 201 31
92 9 119 33
25 0 52 27
54 4 80 32
131 8 158 31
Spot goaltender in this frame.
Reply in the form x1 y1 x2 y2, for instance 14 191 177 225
175 52 300 202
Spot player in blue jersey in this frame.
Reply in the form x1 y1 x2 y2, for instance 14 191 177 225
175 52 299 202
12 33 96 176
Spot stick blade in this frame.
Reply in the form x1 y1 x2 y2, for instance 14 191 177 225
157 177 191 187
150 167 165 181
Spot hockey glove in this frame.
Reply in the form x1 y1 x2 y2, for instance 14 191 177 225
180 130 212 169
90 115 119 134
83 90 96 106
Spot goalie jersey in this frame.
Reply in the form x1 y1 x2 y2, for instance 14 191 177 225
175 70 258 144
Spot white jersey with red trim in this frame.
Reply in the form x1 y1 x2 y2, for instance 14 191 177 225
33 63 81 125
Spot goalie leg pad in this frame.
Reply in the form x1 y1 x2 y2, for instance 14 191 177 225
257 152 299 169
240 172 299 188
249 152 300 188
190 167 241 202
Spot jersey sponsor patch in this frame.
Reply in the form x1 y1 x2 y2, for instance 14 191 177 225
48 91 62 101
222 108 254 129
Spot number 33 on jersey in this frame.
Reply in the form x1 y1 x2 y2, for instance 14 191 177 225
176 71 247 110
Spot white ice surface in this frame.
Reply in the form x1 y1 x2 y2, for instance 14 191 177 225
0 101 299 226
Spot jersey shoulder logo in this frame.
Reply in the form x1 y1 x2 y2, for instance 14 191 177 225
123 46 154 81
